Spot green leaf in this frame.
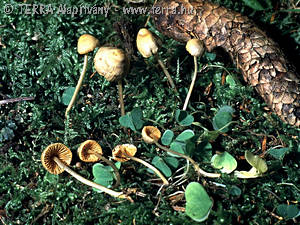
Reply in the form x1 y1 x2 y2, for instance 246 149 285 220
92 163 114 182
92 163 114 191
185 182 213 222
119 108 144 131
62 87 75 106
226 75 236 88
201 130 220 142
131 107 144 130
161 130 174 146
212 105 234 132
119 114 135 131
245 151 268 173
276 204 300 219
242 0 265 11
229 185 242 197
176 129 195 142
164 157 179 169
175 110 194 126
267 148 290 160
211 152 237 174
170 141 186 157
151 156 172 177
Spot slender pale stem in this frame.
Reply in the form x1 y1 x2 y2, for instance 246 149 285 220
65 54 88 119
117 80 125 116
154 141 220 178
156 57 178 93
183 56 198 110
91 151 121 189
53 157 132 201
123 153 169 185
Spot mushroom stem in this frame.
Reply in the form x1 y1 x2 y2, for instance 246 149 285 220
183 56 198 110
53 156 132 201
65 54 88 119
88 151 121 189
123 152 169 185
156 56 178 95
117 80 125 116
154 141 220 178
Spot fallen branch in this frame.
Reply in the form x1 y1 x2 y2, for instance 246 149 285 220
0 97 34 105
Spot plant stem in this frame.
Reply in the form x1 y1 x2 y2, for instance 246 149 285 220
154 141 220 178
123 153 169 185
90 151 121 189
156 57 178 93
53 157 132 201
183 56 198 110
117 80 125 116
65 54 88 119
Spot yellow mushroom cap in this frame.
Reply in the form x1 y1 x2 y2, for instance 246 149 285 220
186 39 204 57
94 47 130 82
112 144 137 162
77 34 100 55
41 143 72 175
78 140 103 162
136 28 159 58
142 126 161 144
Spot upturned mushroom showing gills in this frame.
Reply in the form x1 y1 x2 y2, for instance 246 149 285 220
112 144 169 185
77 140 121 188
141 126 220 178
65 34 100 119
94 46 130 116
183 39 205 110
136 28 179 95
41 143 132 201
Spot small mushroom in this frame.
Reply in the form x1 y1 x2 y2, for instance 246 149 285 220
77 140 121 188
235 151 268 178
136 28 179 96
112 144 169 185
94 46 130 116
141 126 220 178
41 143 131 201
183 39 204 110
65 34 100 118
141 126 161 144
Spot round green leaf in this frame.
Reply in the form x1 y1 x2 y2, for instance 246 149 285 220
151 156 172 177
161 130 174 146
245 151 268 173
131 107 144 130
212 111 232 132
267 147 290 160
175 110 194 126
164 156 179 169
92 163 114 181
185 182 213 222
169 141 186 157
176 129 195 142
62 87 75 106
229 185 242 196
119 114 135 131
277 204 300 219
211 152 237 174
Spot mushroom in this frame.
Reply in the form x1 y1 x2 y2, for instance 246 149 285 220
141 126 220 178
65 34 100 119
41 143 132 201
136 28 179 96
112 144 169 185
183 39 204 110
94 46 130 116
234 151 268 178
77 140 121 188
